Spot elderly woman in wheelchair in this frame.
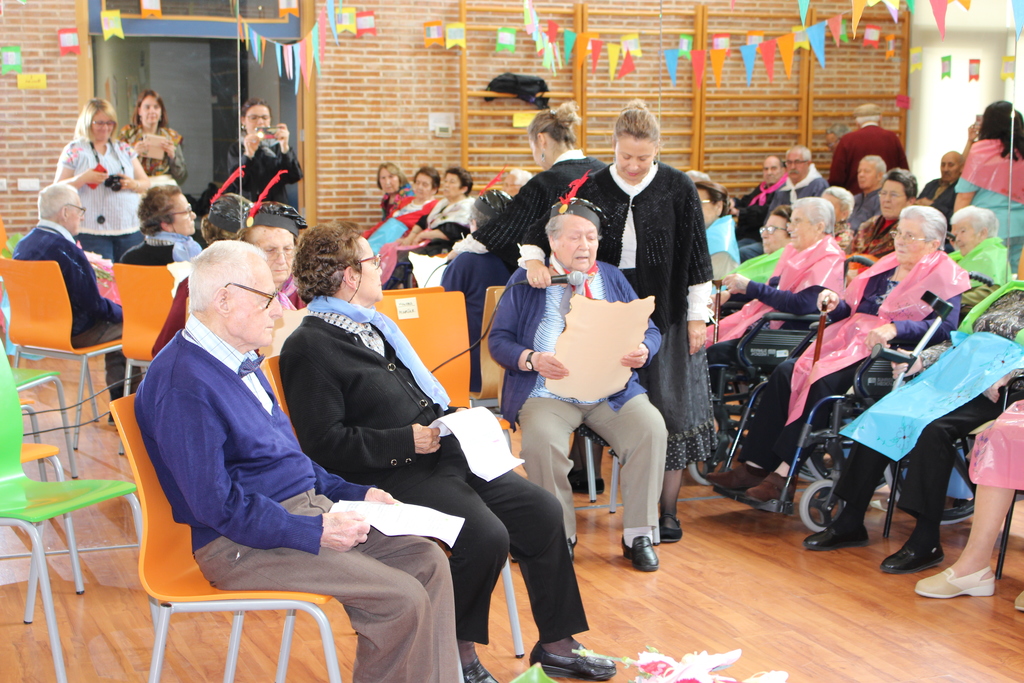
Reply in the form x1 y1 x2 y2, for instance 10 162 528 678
706 207 971 512
804 282 1024 575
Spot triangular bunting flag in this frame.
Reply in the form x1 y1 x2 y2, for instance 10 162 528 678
883 0 900 23
591 40 603 74
799 0 810 25
547 20 559 44
739 43 758 86
777 33 795 78
691 49 706 88
275 42 283 77
1013 0 1024 40
607 43 621 81
664 48 680 86
807 22 827 67
827 15 844 46
759 39 777 83
618 49 636 79
283 40 293 79
710 48 727 86
930 0 948 39
328 0 339 45
564 30 576 65
852 0 868 38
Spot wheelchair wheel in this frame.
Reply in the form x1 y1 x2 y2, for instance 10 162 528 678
687 431 731 486
799 478 845 533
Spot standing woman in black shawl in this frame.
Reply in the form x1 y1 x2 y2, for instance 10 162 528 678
521 100 714 544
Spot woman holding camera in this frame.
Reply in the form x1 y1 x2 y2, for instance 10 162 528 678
118 89 187 187
55 98 150 261
226 97 303 204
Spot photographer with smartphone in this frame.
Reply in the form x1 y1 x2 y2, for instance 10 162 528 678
226 97 303 205
55 98 151 262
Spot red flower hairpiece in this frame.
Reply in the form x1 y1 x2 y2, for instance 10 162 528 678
210 165 245 207
246 170 288 225
479 165 508 195
556 170 591 214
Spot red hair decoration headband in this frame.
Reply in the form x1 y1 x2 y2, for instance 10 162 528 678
557 170 591 214
246 170 288 226
479 165 507 195
210 165 245 207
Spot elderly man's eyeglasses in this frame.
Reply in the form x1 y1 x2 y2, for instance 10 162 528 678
759 225 783 235
782 159 809 168
358 255 382 269
64 204 86 216
227 282 279 309
889 229 930 243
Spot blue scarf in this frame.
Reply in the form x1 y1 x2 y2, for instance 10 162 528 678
146 231 202 262
306 295 450 410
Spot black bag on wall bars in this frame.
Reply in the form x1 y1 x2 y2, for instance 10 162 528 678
484 72 550 109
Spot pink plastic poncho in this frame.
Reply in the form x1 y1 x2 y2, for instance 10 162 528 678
708 235 845 346
785 250 970 424
970 400 1024 490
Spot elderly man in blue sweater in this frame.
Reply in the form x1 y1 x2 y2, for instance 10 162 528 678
134 241 458 683
14 184 127 400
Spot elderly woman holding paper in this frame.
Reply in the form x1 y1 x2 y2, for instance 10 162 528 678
489 195 667 573
279 222 616 683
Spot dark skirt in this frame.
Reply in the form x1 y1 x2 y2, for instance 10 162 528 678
637 320 716 470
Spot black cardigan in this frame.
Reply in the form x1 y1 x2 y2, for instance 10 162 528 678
522 162 713 330
473 156 606 269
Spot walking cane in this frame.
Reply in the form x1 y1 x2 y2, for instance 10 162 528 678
712 279 723 344
812 302 829 363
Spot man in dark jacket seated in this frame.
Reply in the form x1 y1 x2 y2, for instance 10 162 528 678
14 184 126 401
279 223 616 683
135 241 459 683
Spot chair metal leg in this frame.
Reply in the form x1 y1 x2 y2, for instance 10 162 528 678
62 511 85 595
883 461 902 539
274 609 298 683
996 497 1017 580
299 603 344 683
224 611 245 683
12 520 68 683
501 559 525 658
124 359 137 397
584 438 597 503
124 492 143 545
72 357 88 450
148 603 172 683
24 523 41 623
609 455 620 514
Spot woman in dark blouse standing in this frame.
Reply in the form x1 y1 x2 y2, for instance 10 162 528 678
521 100 715 543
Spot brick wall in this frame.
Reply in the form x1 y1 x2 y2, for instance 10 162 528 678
0 0 907 232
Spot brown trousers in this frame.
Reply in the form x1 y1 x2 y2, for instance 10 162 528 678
193 490 459 683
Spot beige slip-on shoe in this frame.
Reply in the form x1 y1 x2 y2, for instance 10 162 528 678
915 567 995 598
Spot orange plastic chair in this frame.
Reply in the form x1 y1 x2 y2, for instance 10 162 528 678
110 395 344 683
381 286 444 296
0 259 123 449
375 290 471 407
263 355 290 417
471 285 506 404
112 264 175 394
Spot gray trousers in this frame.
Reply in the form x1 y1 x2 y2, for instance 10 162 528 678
518 395 667 538
193 490 459 683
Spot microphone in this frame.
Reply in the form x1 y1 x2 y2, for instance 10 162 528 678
513 270 586 287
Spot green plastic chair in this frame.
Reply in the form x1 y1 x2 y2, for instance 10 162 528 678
13 367 77 477
0 354 141 683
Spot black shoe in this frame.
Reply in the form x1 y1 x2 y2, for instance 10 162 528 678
569 473 604 495
880 545 944 574
659 514 683 544
621 536 659 572
529 642 616 681
803 525 869 551
567 537 576 563
462 657 498 683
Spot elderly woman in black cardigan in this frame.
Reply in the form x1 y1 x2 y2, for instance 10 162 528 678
521 100 714 544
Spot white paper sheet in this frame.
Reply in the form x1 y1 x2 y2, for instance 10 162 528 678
408 251 450 288
546 296 656 402
429 407 523 482
328 501 465 547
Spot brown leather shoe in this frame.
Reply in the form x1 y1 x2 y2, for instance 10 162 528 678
745 472 797 503
706 463 767 490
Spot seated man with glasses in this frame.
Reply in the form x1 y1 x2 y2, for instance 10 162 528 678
120 185 201 265
767 145 830 213
707 206 969 506
134 240 460 683
14 184 127 402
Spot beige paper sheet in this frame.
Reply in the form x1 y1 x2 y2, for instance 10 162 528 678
545 295 656 402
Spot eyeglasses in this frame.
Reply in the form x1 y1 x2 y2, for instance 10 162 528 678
63 204 86 216
227 282 280 309
878 190 907 200
358 255 382 269
759 225 783 235
167 209 195 218
889 229 931 243
91 120 116 128
783 159 809 167
245 114 271 122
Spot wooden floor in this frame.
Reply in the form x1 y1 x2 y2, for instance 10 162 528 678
4 357 1024 683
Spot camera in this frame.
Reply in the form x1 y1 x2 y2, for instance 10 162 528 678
256 126 277 140
103 175 122 192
